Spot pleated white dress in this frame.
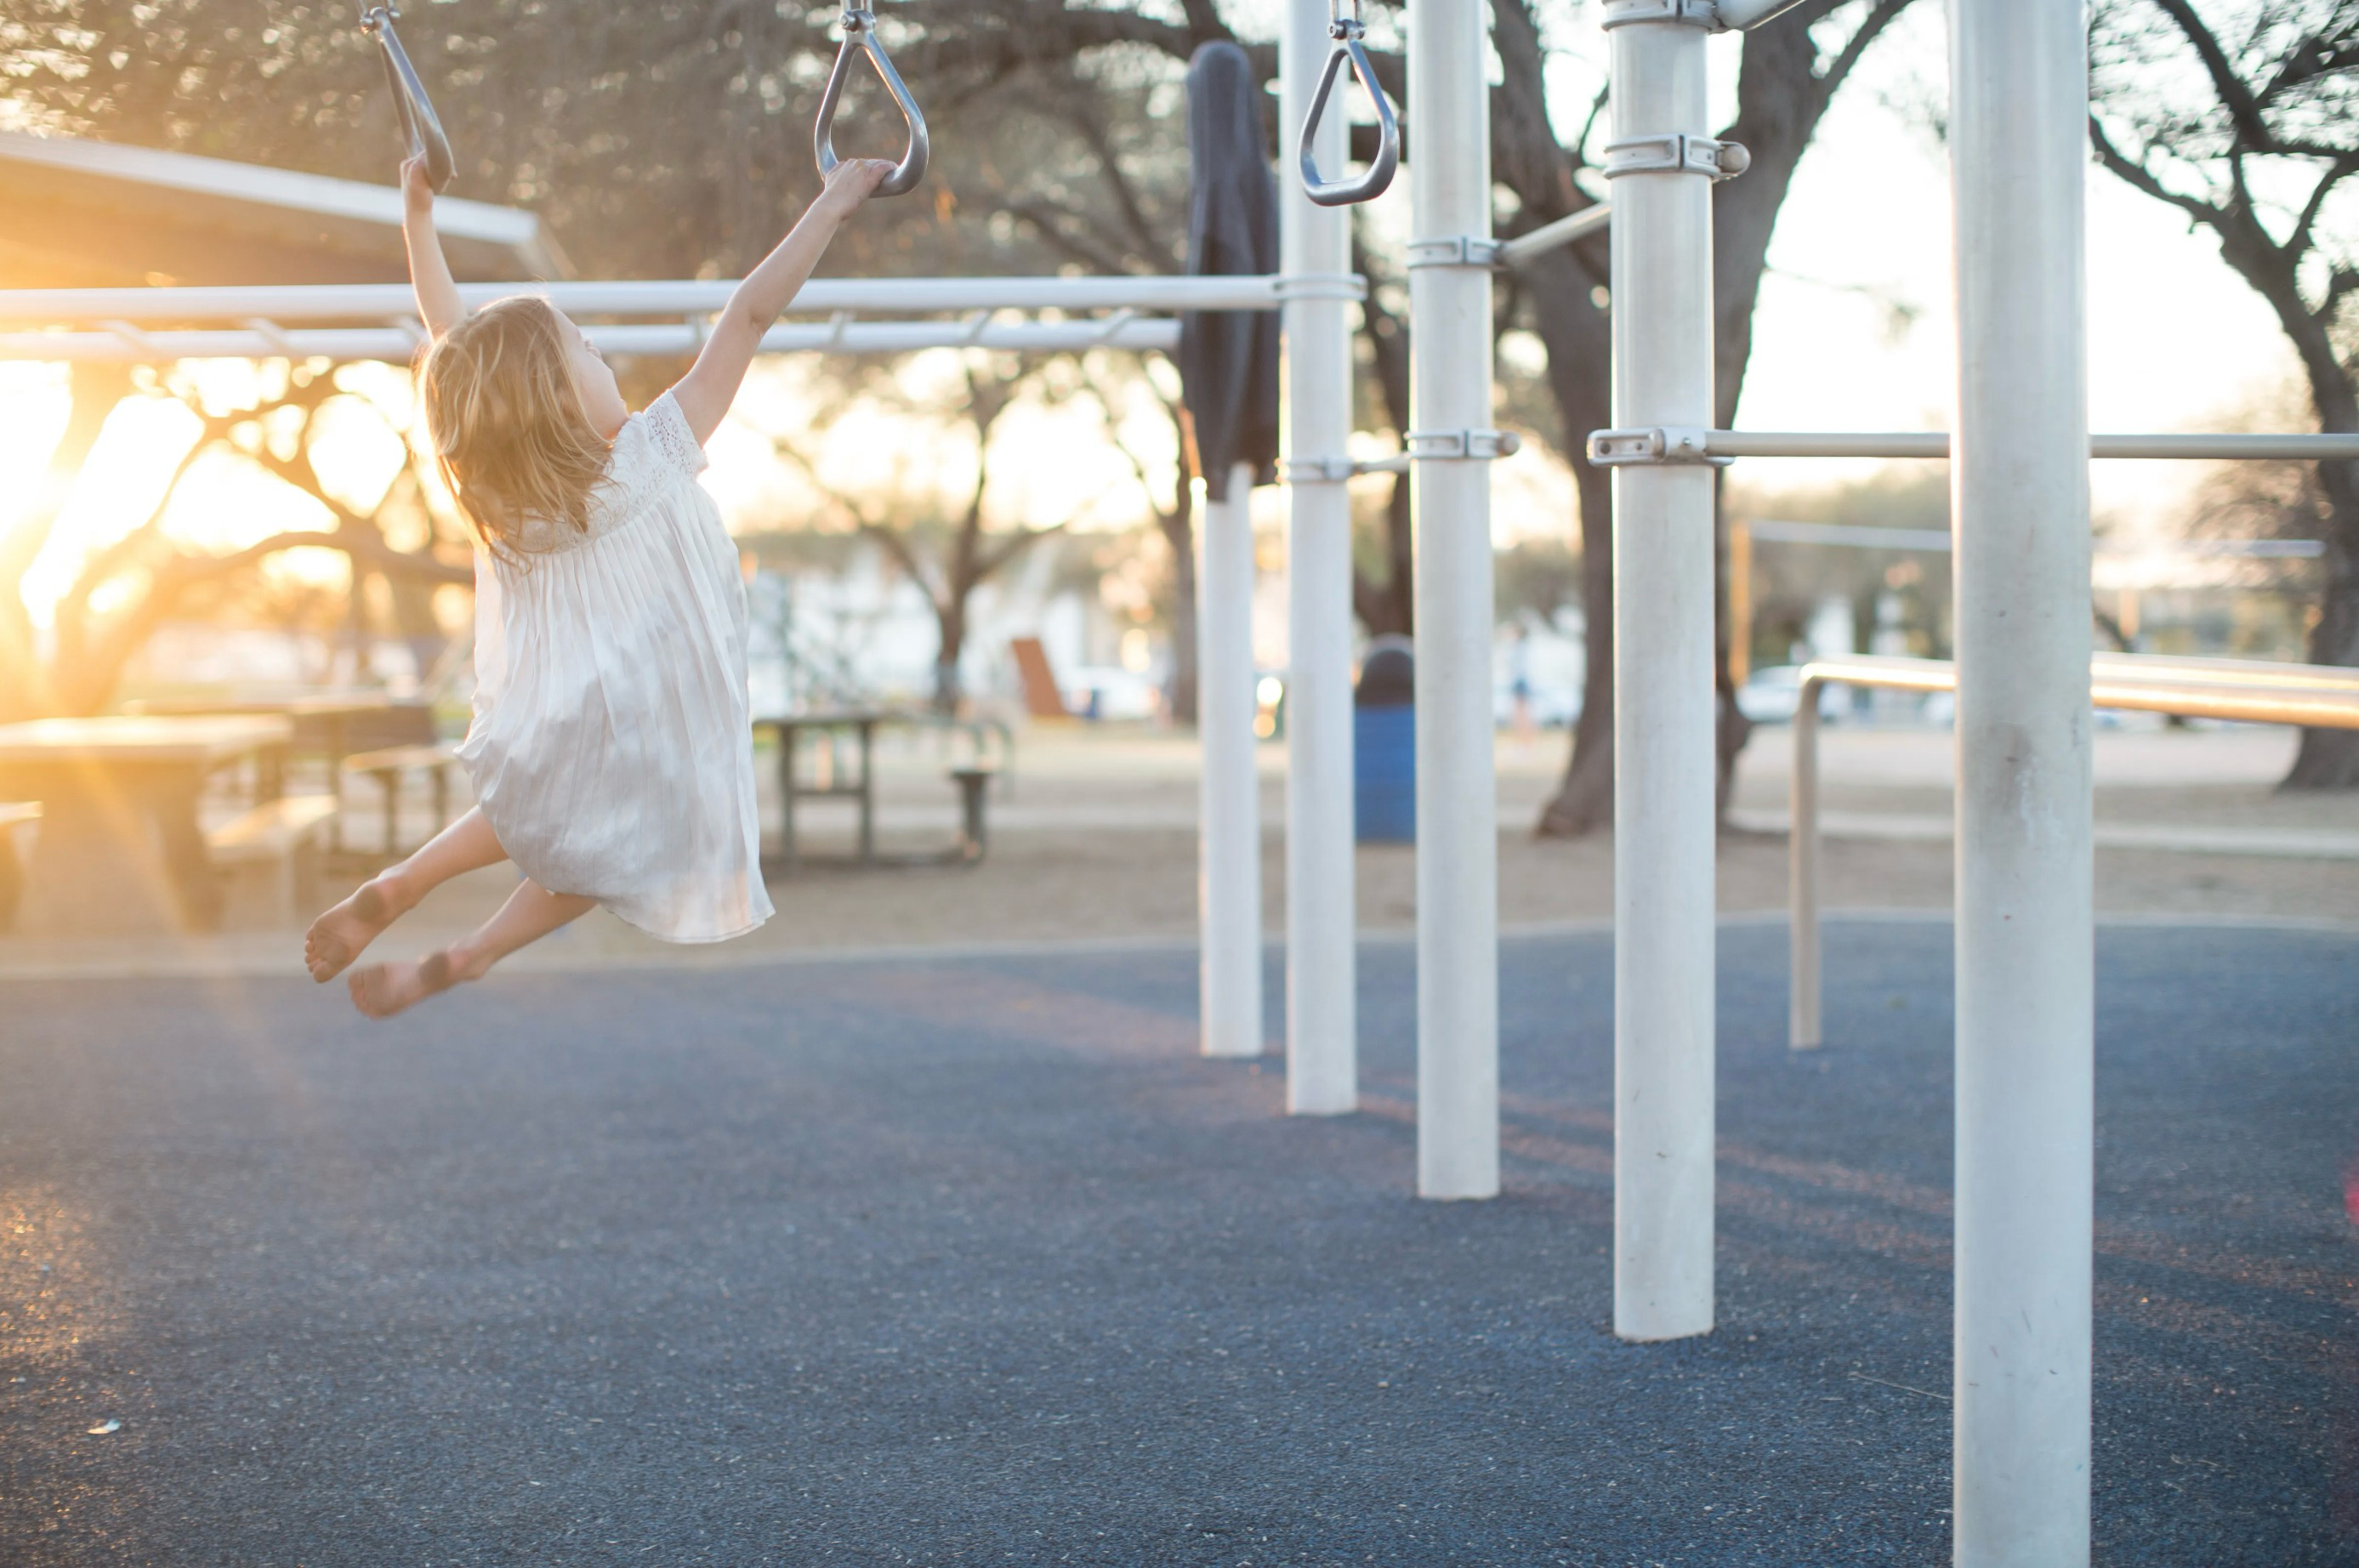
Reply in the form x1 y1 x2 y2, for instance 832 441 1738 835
457 390 774 943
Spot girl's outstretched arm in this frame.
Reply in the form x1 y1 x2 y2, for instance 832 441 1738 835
670 158 892 444
401 156 466 340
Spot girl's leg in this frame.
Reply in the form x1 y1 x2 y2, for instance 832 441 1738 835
348 878 596 1020
305 806 507 982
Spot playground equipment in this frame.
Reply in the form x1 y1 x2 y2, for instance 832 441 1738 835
1296 0 1399 207
813 6 930 197
0 276 1289 362
1786 651 2359 1053
13 3 2359 1554
359 4 455 192
1596 0 2353 1558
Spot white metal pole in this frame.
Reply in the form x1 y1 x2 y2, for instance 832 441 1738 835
1199 460 1266 1060
1606 2 1717 1340
1948 2 2095 1560
1789 674 1822 1050
1408 0 1499 1200
1281 0 1358 1115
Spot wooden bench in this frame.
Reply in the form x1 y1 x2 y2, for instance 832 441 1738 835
341 743 457 861
206 794 338 930
0 800 40 932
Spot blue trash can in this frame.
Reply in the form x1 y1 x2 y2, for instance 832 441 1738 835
1355 637 1414 843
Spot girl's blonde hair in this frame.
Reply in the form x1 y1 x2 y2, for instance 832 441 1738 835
418 296 611 551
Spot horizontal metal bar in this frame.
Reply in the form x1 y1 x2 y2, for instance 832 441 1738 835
1496 204 1612 269
0 317 1183 364
1742 518 2323 558
2090 650 2359 689
1706 430 2359 460
0 275 1324 325
1797 651 2359 730
1743 520 1955 551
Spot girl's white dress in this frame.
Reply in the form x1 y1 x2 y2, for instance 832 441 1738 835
457 390 774 943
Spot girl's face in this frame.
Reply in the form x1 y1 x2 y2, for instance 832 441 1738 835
555 310 629 438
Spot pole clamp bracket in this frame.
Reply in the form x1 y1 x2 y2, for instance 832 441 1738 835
1599 0 1720 29
1272 272 1369 302
1405 236 1502 270
1407 429 1522 461
1601 134 1751 181
1281 453 1415 482
1280 456 1358 483
1587 426 1732 467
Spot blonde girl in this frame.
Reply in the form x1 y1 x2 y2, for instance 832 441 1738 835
304 154 892 1017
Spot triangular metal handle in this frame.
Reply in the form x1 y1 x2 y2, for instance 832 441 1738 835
1299 30 1398 207
814 9 929 198
361 5 456 192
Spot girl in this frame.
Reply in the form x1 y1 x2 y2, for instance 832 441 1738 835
304 153 893 1017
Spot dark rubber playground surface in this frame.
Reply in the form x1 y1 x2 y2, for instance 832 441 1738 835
1 918 2353 1565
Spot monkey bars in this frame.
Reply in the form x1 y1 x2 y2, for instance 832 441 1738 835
0 276 1336 363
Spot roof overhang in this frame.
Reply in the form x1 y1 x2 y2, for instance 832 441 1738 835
0 130 568 287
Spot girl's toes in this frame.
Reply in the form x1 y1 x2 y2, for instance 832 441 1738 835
305 881 398 984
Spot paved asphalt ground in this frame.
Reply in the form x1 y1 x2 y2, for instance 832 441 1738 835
1 918 2353 1565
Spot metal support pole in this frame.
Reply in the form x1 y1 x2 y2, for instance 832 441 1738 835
1949 2 2095 1559
1282 0 1358 1114
1789 675 1822 1050
1606 2 1716 1340
1408 0 1499 1200
1199 461 1265 1060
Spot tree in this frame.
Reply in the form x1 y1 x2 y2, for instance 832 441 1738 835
772 355 1072 712
883 0 1910 829
2089 0 2359 787
1077 356 1202 722
0 361 469 721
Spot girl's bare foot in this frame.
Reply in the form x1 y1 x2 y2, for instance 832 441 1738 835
304 877 407 982
347 950 461 1020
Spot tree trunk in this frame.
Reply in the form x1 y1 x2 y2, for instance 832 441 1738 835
933 596 968 714
2283 447 2359 787
1161 491 1200 724
1352 234 1416 637
1538 362 1617 836
2 365 133 721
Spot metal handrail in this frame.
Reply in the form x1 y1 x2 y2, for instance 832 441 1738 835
1785 651 2359 1049
813 7 928 198
1298 0 1399 207
360 4 455 192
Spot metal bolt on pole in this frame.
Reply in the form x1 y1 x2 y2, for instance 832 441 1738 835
1605 0 1718 1340
1948 0 2095 1559
1408 0 1500 1199
1282 0 1359 1114
1198 461 1265 1060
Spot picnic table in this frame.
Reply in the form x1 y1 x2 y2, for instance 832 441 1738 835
752 709 1001 873
0 715 293 934
126 693 398 849
753 708 888 872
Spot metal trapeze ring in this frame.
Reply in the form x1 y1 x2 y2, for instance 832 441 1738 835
813 7 929 198
1298 11 1399 208
361 3 456 192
